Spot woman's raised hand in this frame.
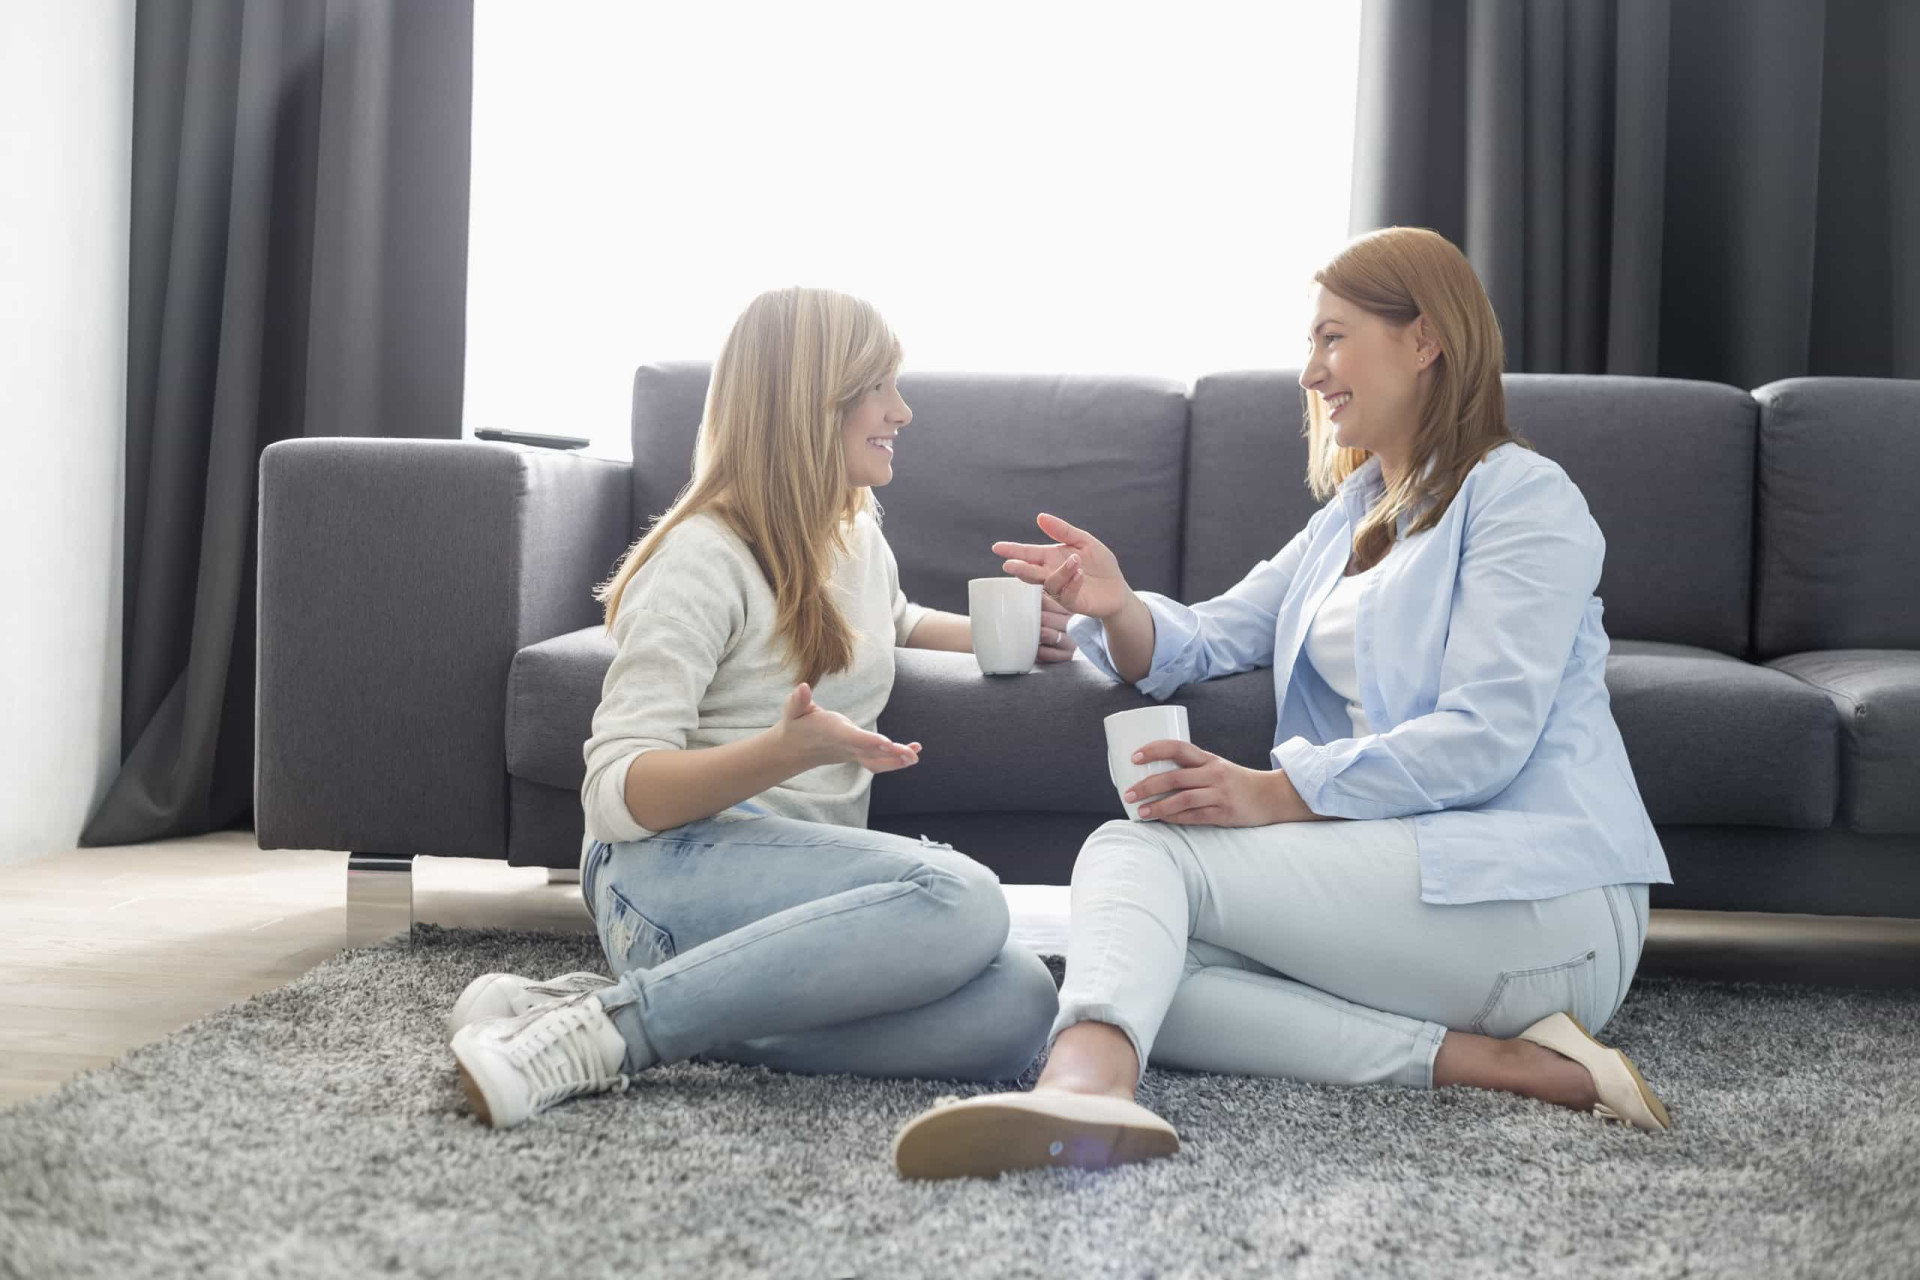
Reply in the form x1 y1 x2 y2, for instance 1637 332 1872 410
992 513 1133 621
775 683 921 774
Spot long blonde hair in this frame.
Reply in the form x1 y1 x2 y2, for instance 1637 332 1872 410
596 287 903 685
1304 227 1528 572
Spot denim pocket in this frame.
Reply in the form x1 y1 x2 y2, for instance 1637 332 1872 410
599 883 677 971
1470 950 1599 1038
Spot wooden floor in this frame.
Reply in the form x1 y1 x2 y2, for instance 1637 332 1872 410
2 831 1916 1109
0 832 591 1109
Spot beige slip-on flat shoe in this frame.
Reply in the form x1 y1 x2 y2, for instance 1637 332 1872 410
1518 1011 1672 1131
892 1088 1180 1180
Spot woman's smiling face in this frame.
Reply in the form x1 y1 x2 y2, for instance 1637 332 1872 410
841 372 911 489
1299 284 1435 464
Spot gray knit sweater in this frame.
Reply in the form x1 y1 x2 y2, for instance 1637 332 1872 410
581 509 929 844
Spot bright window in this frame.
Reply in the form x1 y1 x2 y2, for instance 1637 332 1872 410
465 1 1362 456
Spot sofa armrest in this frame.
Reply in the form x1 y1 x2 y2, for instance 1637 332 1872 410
256 439 633 859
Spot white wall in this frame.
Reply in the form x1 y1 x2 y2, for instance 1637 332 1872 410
0 1 135 864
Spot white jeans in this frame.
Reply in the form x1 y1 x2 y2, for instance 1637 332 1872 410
1050 816 1649 1090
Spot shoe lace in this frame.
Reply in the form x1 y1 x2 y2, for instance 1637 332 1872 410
505 999 630 1109
526 972 611 1000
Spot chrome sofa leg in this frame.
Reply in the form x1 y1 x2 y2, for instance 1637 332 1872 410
347 852 415 945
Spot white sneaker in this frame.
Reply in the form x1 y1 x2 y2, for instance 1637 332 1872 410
445 971 612 1038
451 993 631 1130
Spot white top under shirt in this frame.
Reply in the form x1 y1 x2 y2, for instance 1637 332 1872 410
580 508 929 845
1302 563 1381 738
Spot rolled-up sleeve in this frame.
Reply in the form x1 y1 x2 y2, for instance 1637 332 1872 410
1069 508 1324 699
893 592 931 647
1274 463 1603 818
581 543 738 844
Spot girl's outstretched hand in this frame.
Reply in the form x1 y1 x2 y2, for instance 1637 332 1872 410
776 683 921 774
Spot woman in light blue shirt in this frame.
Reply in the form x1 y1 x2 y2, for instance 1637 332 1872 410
892 228 1676 1181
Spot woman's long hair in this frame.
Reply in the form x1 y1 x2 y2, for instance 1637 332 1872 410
595 287 902 685
1304 227 1527 572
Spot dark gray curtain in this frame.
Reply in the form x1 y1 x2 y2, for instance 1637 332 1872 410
1349 0 1920 383
82 0 474 846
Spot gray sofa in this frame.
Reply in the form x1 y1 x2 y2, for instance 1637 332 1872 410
257 366 1920 922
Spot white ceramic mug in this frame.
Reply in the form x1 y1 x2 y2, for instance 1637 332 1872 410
1104 704 1191 821
969 577 1042 675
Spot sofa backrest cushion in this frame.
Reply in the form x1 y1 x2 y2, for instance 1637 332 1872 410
1753 377 1920 656
629 361 712 547
632 363 1190 612
1183 371 1757 654
1504 375 1756 654
1181 371 1320 604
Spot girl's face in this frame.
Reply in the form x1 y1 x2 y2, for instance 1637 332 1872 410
841 372 912 489
1299 284 1436 461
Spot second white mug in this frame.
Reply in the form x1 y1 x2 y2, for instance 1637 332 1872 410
1104 704 1192 821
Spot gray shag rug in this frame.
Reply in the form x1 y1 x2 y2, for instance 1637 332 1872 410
3 926 1918 1280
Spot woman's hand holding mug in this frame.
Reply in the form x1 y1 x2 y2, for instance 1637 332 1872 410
1038 592 1078 663
1122 741 1320 827
992 513 1134 621
776 683 921 774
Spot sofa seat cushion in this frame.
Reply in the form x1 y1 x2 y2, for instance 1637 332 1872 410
1606 641 1837 828
881 646 1837 828
506 631 1280 819
872 653 1276 818
507 632 1842 832
506 626 616 793
1766 651 1920 835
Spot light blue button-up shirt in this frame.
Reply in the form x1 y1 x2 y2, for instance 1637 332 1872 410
1068 442 1672 905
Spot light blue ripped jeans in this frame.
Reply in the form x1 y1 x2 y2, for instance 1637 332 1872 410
581 805 1059 1082
1053 815 1650 1091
